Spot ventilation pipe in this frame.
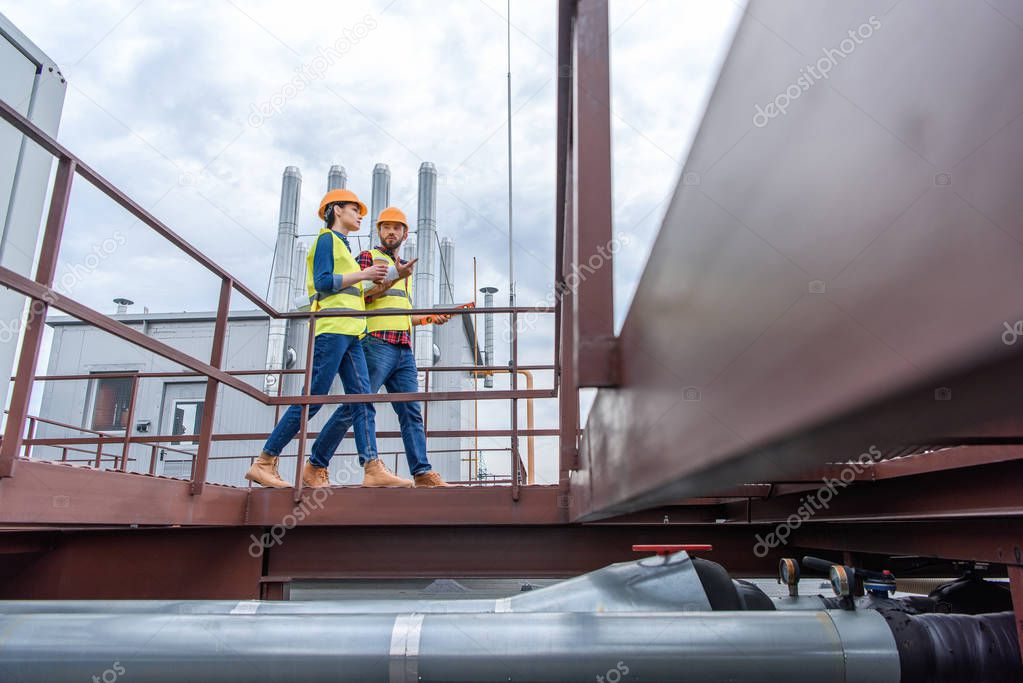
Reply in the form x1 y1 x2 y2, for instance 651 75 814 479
369 163 390 224
0 551 1018 682
112 297 132 315
404 234 417 303
264 166 301 393
290 241 308 308
414 162 437 373
286 240 309 396
480 286 497 388
327 164 347 191
0 608 909 683
439 236 454 305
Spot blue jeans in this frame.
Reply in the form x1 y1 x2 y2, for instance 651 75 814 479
316 335 432 476
263 333 378 468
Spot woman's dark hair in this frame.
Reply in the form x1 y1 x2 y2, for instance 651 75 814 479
323 202 357 228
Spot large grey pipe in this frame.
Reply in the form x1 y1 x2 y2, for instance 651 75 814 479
0 552 715 616
438 236 454 306
264 166 301 393
287 240 309 395
370 162 390 224
480 286 497 388
328 164 347 190
414 162 437 372
0 610 899 683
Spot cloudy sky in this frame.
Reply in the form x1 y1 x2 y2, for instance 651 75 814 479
4 0 742 482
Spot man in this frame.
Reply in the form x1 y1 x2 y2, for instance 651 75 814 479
245 189 412 489
315 206 453 487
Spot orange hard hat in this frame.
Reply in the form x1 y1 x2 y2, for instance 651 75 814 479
376 206 409 230
318 189 367 220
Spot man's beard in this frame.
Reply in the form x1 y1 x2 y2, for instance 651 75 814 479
382 236 401 249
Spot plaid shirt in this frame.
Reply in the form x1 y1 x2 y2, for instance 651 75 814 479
357 246 412 347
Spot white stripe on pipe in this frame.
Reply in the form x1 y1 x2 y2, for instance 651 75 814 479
229 601 260 615
389 613 425 683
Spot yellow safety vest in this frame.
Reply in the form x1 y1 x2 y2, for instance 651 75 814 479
366 248 413 333
306 229 366 337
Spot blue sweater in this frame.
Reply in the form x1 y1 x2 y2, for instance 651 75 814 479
312 231 355 294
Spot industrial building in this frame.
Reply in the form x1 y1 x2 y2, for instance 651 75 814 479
0 1 1022 681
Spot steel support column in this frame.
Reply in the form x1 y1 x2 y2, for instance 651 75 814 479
572 0 617 387
191 279 231 495
0 156 74 478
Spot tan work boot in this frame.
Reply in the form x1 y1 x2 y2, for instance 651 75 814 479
362 459 413 488
302 462 331 488
244 452 290 488
414 471 452 488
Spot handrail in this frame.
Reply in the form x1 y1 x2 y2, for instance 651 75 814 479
20 365 555 382
0 93 562 497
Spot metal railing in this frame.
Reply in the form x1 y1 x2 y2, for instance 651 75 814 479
10 364 556 485
0 96 558 503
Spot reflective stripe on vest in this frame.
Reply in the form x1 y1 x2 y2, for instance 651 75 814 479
366 248 412 334
309 285 361 304
305 229 366 337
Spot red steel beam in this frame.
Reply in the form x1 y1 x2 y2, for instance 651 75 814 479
21 428 561 449
247 485 565 526
0 267 551 411
728 460 1023 524
24 365 553 381
191 278 232 495
0 156 75 478
791 519 1023 566
276 305 553 319
0 528 262 599
267 387 555 406
262 524 782 580
117 374 140 472
558 34 581 480
0 461 247 526
768 444 1023 486
572 0 617 387
570 1 1023 522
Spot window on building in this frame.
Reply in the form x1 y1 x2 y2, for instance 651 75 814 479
89 375 133 431
171 400 204 445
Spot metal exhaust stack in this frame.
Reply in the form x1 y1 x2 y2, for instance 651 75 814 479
369 163 390 224
327 164 347 190
414 162 437 374
480 286 497 388
286 240 309 395
439 236 454 305
264 166 301 393
403 234 417 302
